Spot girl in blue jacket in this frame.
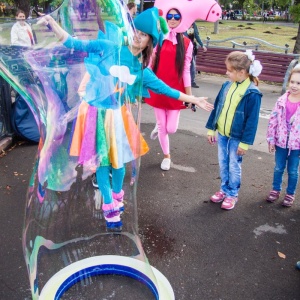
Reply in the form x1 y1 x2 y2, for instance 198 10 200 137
206 50 262 210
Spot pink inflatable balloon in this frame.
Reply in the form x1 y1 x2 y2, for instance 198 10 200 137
154 0 222 33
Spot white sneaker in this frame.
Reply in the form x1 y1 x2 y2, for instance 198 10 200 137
150 124 158 140
161 158 171 171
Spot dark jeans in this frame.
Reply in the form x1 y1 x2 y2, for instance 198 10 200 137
190 55 196 85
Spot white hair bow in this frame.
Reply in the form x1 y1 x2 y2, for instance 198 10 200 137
245 49 255 62
245 50 262 77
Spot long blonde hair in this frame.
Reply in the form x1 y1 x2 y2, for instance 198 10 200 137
225 51 259 86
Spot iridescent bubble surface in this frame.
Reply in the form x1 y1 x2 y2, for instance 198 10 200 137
0 0 173 298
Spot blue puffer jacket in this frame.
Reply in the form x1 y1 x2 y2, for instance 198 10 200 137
206 80 262 145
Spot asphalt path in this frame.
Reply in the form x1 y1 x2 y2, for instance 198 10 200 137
1 74 300 299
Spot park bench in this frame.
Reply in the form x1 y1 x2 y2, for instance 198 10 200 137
195 37 300 93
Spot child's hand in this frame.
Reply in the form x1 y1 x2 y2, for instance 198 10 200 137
237 147 246 156
195 97 214 112
207 135 216 145
268 143 275 153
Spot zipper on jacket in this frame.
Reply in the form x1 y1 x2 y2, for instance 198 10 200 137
224 83 239 134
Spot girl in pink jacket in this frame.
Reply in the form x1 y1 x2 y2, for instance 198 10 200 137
266 66 300 207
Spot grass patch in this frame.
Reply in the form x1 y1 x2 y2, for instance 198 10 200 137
196 20 298 52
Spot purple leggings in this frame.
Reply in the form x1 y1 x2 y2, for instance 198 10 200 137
154 107 181 155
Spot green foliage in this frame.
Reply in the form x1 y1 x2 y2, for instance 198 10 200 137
243 0 255 14
290 4 300 23
51 0 64 8
159 16 168 34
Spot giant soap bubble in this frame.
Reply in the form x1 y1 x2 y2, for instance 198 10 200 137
0 0 173 298
0 0 221 298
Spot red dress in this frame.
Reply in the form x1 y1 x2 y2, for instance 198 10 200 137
146 37 190 110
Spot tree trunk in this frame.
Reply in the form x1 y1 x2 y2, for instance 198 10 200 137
293 22 300 53
91 0 104 32
14 0 31 17
213 20 219 34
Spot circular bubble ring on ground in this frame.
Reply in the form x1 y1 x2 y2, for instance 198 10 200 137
39 255 175 300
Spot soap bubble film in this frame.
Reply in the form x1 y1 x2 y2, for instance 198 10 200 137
0 0 174 298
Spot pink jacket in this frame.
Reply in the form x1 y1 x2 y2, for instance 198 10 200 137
267 91 300 150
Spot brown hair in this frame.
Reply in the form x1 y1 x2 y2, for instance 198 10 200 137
225 51 259 86
141 35 154 69
127 2 136 10
15 9 26 17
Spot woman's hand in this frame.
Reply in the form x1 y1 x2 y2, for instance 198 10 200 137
194 97 214 112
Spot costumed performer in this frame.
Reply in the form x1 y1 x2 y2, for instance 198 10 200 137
38 7 213 230
147 8 194 171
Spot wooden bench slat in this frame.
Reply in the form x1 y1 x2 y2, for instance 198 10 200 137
195 46 298 85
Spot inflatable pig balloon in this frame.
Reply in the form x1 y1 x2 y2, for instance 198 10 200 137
154 0 222 32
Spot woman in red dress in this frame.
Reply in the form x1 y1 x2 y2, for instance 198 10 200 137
146 8 193 171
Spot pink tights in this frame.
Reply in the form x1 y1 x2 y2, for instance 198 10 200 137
154 107 181 155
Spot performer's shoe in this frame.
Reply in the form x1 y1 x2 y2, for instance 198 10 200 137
102 201 122 231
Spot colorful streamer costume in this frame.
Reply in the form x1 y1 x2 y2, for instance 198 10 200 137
63 20 181 229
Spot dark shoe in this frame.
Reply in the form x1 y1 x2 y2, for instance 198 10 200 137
192 83 199 88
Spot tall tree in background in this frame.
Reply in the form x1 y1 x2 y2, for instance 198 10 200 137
287 0 300 53
275 0 300 53
91 0 104 32
13 0 30 16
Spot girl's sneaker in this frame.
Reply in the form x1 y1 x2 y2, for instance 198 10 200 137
282 194 295 207
221 196 238 210
102 201 122 230
150 124 158 140
266 190 280 203
112 190 124 212
210 191 226 203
